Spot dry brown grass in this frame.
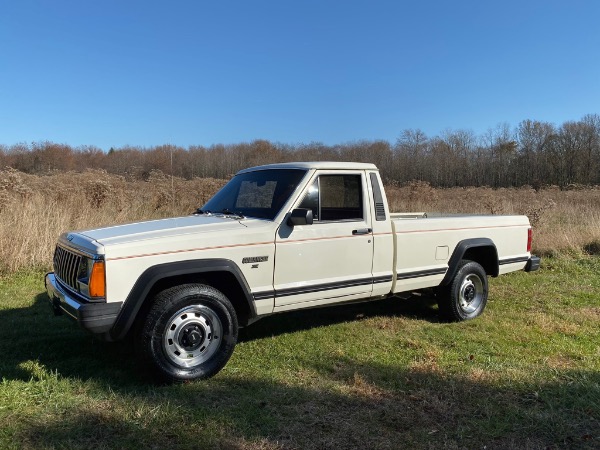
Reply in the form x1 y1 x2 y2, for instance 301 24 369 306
386 181 600 257
1 170 599 273
0 168 225 273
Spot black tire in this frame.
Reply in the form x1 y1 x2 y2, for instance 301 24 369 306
438 260 488 322
137 283 238 382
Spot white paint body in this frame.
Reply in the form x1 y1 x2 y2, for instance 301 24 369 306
66 162 533 318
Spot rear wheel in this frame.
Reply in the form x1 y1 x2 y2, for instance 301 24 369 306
438 260 488 321
137 284 238 382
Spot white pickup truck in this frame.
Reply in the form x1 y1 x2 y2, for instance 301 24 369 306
46 162 540 381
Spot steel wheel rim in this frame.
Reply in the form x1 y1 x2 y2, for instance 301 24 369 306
458 274 484 313
163 305 223 368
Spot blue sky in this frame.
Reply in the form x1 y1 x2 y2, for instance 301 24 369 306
1 0 599 150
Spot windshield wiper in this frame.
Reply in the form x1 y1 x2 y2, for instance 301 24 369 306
193 208 212 215
221 209 245 219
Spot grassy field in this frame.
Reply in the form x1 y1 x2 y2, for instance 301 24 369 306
0 168 599 448
0 256 598 449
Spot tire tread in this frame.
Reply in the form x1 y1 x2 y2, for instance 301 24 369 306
438 260 488 322
136 283 238 383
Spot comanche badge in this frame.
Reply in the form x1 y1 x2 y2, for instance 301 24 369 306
242 256 269 264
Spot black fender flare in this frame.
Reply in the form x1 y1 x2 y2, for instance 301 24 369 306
441 238 499 286
109 259 255 341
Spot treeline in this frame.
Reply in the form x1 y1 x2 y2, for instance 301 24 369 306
1 115 599 188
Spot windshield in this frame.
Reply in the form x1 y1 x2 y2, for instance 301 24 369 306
202 169 307 220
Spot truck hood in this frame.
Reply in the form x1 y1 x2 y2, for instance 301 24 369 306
78 215 250 246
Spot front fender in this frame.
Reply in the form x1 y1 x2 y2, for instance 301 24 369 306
109 259 255 340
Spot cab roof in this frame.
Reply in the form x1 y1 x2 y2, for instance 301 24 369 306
238 161 378 174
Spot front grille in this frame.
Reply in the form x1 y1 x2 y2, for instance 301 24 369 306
53 246 83 292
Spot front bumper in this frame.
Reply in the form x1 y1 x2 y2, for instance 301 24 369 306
45 272 122 334
524 256 541 272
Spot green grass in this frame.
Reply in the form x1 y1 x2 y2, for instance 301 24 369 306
0 259 598 449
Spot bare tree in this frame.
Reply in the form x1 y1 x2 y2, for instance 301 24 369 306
2 114 600 189
516 120 555 187
395 129 429 182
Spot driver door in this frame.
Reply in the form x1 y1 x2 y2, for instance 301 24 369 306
273 171 374 309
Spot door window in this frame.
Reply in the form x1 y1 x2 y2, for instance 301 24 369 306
298 174 363 222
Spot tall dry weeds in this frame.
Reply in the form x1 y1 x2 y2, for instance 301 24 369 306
0 169 225 273
386 181 600 257
1 170 599 273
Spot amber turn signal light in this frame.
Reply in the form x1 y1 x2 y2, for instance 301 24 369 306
89 260 106 298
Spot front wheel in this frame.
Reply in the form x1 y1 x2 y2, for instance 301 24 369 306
438 260 488 321
137 284 238 382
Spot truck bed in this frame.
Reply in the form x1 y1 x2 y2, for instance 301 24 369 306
389 214 531 294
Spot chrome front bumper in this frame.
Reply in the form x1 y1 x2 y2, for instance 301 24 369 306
45 272 122 334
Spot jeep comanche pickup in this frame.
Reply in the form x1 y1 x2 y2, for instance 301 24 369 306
46 162 540 381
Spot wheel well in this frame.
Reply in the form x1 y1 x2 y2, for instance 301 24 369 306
138 271 253 329
463 246 499 277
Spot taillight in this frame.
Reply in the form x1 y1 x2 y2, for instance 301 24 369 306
89 260 106 298
527 228 532 253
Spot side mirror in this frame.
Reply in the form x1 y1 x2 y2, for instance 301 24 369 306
287 208 314 227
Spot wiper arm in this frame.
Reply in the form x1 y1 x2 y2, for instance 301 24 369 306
193 208 212 215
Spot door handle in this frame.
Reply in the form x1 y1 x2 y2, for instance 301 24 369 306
352 228 372 235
